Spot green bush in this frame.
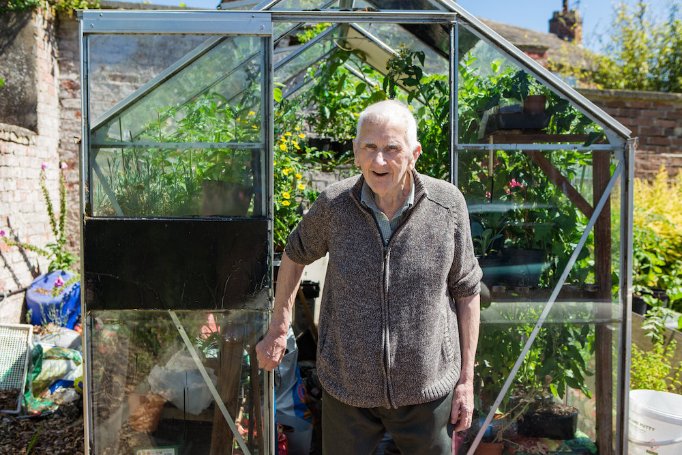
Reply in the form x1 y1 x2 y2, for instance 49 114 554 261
631 341 682 393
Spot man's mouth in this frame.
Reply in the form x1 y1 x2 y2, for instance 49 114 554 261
372 171 389 177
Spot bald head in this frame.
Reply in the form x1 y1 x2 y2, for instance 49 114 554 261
356 100 419 152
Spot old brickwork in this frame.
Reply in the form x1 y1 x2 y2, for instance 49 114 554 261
0 8 61 323
581 89 682 180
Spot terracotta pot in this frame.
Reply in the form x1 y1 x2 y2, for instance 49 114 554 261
474 441 505 455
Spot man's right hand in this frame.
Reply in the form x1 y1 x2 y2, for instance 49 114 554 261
255 329 288 371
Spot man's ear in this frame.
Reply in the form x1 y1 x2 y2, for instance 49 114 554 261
411 143 422 167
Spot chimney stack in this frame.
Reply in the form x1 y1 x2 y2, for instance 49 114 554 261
549 0 583 44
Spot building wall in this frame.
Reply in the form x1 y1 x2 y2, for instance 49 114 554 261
581 89 682 180
0 8 61 323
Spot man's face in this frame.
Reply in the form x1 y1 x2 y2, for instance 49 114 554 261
353 118 421 200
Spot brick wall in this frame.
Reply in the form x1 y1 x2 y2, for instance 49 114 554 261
0 8 61 323
581 89 682 180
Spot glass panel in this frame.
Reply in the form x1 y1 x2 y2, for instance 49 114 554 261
87 309 267 455
355 0 447 11
90 36 262 143
91 146 262 217
87 34 266 218
268 0 339 10
457 24 606 146
458 148 607 293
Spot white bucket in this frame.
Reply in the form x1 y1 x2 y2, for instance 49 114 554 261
629 389 682 455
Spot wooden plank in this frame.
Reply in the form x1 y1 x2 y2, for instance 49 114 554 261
209 337 245 455
593 152 614 455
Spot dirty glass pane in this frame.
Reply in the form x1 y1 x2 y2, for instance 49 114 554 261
87 309 267 455
356 0 448 11
86 34 267 218
457 24 606 146
267 0 339 10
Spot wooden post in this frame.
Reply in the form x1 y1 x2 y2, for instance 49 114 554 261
209 336 245 455
593 152 613 455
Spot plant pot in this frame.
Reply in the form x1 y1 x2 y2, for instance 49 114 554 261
201 181 252 216
25 270 81 329
474 441 505 455
523 95 547 115
500 248 547 287
517 404 578 440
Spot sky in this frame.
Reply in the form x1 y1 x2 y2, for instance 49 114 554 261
109 0 675 52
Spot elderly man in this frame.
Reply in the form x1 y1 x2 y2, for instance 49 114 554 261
257 100 482 454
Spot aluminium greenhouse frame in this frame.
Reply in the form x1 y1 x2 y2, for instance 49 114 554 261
79 3 634 454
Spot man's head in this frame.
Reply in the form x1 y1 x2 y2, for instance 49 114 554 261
353 100 422 201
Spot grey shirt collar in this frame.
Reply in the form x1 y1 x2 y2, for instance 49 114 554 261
360 174 415 220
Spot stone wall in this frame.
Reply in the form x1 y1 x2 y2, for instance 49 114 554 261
0 8 61 323
581 89 682 180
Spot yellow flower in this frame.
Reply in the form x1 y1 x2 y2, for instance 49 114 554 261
298 133 306 139
284 132 292 137
279 143 287 151
282 168 290 176
281 200 291 206
248 111 256 117
297 183 306 191
295 125 301 131
282 192 291 199
295 173 303 180
292 140 300 150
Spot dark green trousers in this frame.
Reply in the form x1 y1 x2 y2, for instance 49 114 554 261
322 389 454 455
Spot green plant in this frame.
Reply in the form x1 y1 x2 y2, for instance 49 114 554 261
631 341 682 394
1 162 77 277
632 168 682 314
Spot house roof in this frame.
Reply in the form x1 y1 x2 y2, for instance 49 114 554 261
481 18 598 69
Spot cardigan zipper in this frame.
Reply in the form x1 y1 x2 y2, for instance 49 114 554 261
383 246 396 408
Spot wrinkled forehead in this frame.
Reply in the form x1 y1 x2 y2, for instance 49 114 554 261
356 117 410 143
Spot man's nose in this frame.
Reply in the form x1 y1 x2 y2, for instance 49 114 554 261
372 151 387 166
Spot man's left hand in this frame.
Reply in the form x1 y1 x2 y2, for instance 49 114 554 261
450 381 474 431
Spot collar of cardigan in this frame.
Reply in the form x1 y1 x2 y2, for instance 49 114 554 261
351 169 428 206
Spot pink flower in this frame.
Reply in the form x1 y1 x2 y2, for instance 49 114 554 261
60 162 68 170
509 178 524 189
41 162 47 170
0 230 5 237
54 276 64 287
485 191 491 200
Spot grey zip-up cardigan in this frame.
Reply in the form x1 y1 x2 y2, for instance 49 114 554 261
285 171 482 408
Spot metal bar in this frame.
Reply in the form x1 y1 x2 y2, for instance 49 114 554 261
80 10 273 35
437 0 631 140
265 30 276 455
78 24 93 455
449 20 456 185
168 310 251 455
617 138 636 454
271 11 456 23
467 159 625 454
274 23 339 71
253 0 288 10
459 143 618 152
91 160 124 216
90 141 265 150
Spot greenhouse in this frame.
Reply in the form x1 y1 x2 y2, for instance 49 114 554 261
78 1 634 454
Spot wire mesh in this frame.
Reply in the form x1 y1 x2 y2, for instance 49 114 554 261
0 324 33 414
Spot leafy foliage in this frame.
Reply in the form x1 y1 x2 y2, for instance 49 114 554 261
550 2 682 92
1 163 77 274
631 341 682 393
0 0 100 15
632 168 682 313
